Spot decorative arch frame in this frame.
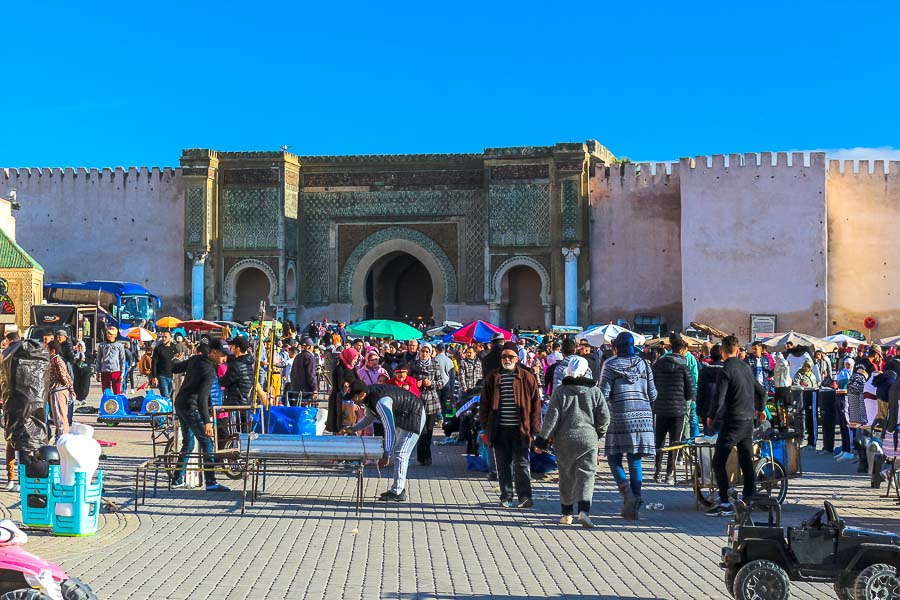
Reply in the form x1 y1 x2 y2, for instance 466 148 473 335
492 256 551 305
224 258 279 305
339 227 458 321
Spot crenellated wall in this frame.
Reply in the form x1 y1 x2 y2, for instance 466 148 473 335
590 162 683 330
0 167 185 311
679 152 828 339
826 159 900 338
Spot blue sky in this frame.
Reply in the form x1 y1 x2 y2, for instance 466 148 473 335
2 1 898 167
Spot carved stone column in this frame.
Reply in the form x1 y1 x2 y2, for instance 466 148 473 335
562 247 581 326
187 250 209 320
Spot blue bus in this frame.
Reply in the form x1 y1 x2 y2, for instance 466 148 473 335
44 281 162 330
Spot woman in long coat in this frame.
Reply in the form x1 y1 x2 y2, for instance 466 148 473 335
600 332 657 521
535 356 609 527
326 347 359 432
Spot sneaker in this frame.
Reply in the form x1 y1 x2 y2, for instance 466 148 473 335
705 503 735 517
205 483 230 492
499 499 514 508
836 452 855 462
559 514 573 525
517 497 534 509
378 490 407 502
3 481 16 492
171 480 189 489
577 511 594 528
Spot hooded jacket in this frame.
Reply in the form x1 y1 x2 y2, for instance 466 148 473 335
696 360 724 420
651 354 693 417
219 353 255 405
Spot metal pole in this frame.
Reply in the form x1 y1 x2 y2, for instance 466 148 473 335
265 306 279 407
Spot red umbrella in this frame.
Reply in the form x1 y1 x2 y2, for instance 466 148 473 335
443 320 512 344
180 319 224 332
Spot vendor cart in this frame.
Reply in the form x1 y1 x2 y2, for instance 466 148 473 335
660 430 803 511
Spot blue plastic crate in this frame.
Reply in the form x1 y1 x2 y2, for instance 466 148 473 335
18 464 59 528
51 470 103 537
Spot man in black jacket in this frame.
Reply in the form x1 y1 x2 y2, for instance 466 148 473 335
220 336 254 407
696 344 725 434
651 336 693 483
479 332 505 377
289 337 318 400
151 330 178 399
171 341 230 492
345 381 425 501
707 335 767 516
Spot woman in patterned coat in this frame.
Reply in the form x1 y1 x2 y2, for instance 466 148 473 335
600 332 657 521
410 344 444 466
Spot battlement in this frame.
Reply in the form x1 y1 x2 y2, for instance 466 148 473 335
596 161 679 191
679 151 827 171
1 167 178 181
827 159 900 178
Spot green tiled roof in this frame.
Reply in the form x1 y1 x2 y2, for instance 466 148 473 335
0 228 43 271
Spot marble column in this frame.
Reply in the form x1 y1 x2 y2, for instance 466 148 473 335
562 247 580 326
187 251 209 320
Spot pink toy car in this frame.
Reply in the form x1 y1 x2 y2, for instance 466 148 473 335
0 520 97 600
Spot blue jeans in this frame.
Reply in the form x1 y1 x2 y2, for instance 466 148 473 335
683 400 700 439
174 408 217 486
608 452 644 498
157 376 174 399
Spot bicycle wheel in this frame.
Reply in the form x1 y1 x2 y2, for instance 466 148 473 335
754 458 788 504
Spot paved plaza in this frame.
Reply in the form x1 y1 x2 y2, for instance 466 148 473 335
9 385 897 600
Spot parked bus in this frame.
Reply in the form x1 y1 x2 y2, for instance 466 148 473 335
44 281 161 331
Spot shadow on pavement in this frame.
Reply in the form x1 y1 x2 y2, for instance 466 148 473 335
385 594 665 600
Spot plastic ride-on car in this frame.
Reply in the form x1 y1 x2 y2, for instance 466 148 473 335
721 495 900 599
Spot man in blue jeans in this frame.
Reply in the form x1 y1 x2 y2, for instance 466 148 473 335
151 330 178 399
171 340 230 491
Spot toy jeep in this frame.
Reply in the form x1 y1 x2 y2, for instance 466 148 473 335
721 496 900 599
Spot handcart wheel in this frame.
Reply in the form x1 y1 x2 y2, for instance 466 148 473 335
754 459 788 505
221 438 245 480
693 476 717 507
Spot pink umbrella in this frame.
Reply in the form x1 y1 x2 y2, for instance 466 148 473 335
179 320 224 332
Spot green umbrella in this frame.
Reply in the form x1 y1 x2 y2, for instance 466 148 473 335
345 319 423 340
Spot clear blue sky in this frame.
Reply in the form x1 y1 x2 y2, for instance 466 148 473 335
3 1 898 167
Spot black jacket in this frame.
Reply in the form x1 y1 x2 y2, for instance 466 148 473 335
480 344 503 377
326 363 358 432
289 349 318 394
713 357 766 430
219 353 255 405
696 361 724 420
173 355 216 423
651 354 693 417
151 342 178 379
361 384 425 434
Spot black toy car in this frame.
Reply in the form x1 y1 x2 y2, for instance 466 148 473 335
721 496 900 599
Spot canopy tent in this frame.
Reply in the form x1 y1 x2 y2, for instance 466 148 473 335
689 321 730 339
642 334 707 349
577 323 646 347
442 321 512 344
180 319 224 332
760 331 837 353
877 335 900 347
346 319 423 340
822 333 864 348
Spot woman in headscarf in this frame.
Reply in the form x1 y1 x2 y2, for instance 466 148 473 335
837 357 855 390
535 356 609 527
410 344 445 466
72 340 92 405
327 347 359 432
600 332 657 521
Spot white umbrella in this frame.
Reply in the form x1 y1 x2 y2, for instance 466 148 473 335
823 333 863 348
577 323 646 347
761 331 836 352
877 335 900 347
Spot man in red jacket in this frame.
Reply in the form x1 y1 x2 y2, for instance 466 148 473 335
479 342 542 508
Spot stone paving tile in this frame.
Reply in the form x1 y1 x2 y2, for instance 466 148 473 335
11 384 897 599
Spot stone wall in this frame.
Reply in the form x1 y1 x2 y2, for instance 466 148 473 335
590 162 683 330
0 167 185 311
680 152 828 340
827 159 900 338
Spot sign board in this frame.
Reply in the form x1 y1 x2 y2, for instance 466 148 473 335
750 314 777 340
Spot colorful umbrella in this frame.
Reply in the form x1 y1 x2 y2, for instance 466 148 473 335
577 323 646 347
121 326 156 341
442 320 512 344
180 319 224 332
346 319 423 340
155 316 182 329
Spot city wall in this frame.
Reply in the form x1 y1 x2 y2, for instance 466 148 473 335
0 167 185 310
590 162 683 331
679 152 828 339
827 160 900 338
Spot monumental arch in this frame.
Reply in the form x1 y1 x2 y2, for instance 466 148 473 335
178 142 612 328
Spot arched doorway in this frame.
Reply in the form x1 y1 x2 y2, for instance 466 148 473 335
501 266 544 330
365 252 433 322
234 268 270 322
